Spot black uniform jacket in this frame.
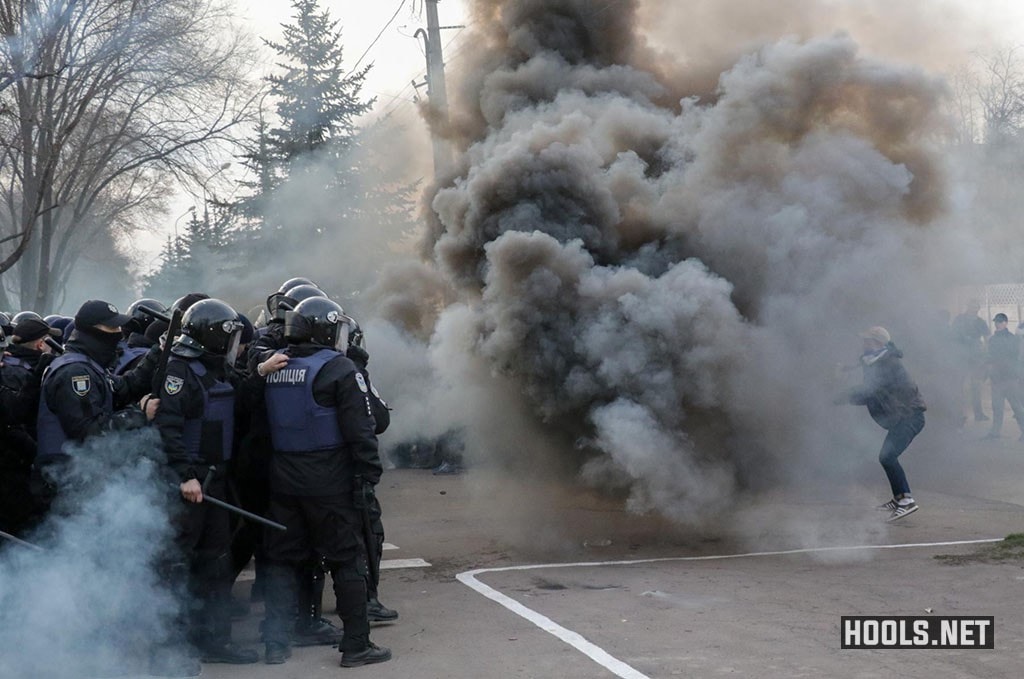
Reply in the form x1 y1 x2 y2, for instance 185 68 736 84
153 351 229 482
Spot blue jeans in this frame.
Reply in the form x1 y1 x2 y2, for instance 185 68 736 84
879 411 925 498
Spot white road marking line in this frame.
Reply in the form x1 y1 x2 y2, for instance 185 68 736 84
381 557 431 569
234 545 419 580
456 538 1003 679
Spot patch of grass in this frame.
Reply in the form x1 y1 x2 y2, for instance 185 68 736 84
935 533 1024 565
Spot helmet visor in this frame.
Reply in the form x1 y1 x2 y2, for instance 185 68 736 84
332 313 356 353
225 327 242 366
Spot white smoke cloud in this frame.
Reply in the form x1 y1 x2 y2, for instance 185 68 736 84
0 429 179 677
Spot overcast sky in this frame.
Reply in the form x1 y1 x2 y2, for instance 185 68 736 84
238 0 471 120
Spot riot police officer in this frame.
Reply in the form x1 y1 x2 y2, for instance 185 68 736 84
260 297 391 667
0 318 60 535
151 299 258 672
243 284 342 647
115 298 168 375
343 319 397 623
34 300 148 505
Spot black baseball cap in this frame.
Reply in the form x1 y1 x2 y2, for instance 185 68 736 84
12 318 62 343
75 300 132 328
994 313 1009 323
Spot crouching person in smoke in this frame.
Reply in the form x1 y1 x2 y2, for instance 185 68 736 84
151 299 259 674
259 296 392 667
835 326 926 522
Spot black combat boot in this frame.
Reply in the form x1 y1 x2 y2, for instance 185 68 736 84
366 598 399 623
198 642 259 664
340 642 392 667
149 647 201 678
293 617 344 646
264 642 291 665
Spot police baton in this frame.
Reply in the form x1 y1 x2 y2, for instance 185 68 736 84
44 338 64 355
137 305 172 324
151 308 183 399
0 528 46 552
195 467 287 532
354 476 380 588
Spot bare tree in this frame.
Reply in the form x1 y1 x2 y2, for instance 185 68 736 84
0 0 255 311
976 47 1024 145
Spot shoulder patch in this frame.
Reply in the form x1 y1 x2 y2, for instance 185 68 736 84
72 374 91 397
354 372 368 393
164 375 184 395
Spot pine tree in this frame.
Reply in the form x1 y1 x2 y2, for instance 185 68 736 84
216 0 419 288
264 0 375 170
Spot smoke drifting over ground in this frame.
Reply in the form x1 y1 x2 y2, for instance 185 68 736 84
0 430 178 677
366 0 986 528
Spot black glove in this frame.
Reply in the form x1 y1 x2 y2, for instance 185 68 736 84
353 476 375 509
33 352 57 378
347 345 369 369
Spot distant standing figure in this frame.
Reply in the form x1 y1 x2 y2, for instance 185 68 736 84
836 326 926 522
984 313 1024 440
951 299 990 423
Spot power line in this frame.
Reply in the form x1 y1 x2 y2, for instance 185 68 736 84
352 0 408 72
374 19 476 121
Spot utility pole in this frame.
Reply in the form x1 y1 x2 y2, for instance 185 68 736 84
421 0 453 179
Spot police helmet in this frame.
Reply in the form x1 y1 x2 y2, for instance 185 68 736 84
284 297 355 351
0 311 10 347
12 311 42 324
46 316 73 337
278 277 316 293
127 298 169 328
171 292 210 315
349 318 364 349
174 298 244 364
283 284 327 304
265 291 297 324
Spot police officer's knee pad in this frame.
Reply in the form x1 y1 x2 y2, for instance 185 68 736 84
328 561 366 583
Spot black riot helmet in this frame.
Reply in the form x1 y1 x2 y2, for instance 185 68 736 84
283 284 327 304
173 298 244 364
12 311 42 325
265 291 297 325
0 311 10 347
349 318 364 349
171 292 210 315
284 297 355 351
128 298 169 326
278 276 316 293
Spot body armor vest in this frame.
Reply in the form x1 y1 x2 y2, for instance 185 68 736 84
264 349 344 453
115 346 149 376
36 352 112 459
174 357 235 463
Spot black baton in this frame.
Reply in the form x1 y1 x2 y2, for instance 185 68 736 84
192 467 287 532
0 529 45 552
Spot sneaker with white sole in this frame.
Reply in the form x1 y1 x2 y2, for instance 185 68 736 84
887 501 919 522
877 498 898 512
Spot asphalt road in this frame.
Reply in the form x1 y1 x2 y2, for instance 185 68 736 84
203 418 1024 679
